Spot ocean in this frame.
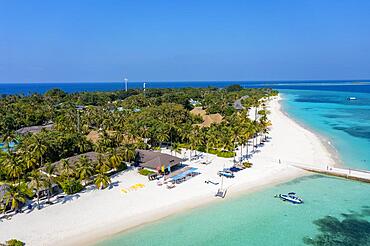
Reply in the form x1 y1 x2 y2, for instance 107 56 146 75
94 83 370 246
1 80 370 95
2 81 370 245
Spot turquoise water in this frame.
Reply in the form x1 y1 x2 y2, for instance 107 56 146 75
98 89 370 246
281 90 370 170
99 176 370 246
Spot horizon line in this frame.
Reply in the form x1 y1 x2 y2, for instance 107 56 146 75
1 79 370 84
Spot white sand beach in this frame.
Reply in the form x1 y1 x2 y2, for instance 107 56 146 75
0 96 336 246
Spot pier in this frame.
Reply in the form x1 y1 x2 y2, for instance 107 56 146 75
292 164 370 184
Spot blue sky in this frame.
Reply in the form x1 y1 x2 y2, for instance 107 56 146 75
1 0 370 82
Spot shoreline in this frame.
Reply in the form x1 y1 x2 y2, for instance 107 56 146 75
278 93 344 167
0 95 336 246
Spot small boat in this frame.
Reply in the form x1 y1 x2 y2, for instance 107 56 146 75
275 192 303 204
347 97 357 100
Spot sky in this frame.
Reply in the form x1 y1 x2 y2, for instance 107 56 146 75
0 0 370 82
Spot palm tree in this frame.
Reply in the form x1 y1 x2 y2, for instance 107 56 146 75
60 159 74 179
156 127 169 151
28 170 44 209
170 142 182 157
189 126 202 158
107 149 123 171
76 135 91 153
43 163 56 204
75 156 94 185
121 145 136 163
94 169 111 190
28 134 47 168
21 149 37 170
96 154 110 173
2 152 23 184
4 184 32 213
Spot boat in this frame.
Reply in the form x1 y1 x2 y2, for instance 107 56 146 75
347 97 357 100
275 192 303 204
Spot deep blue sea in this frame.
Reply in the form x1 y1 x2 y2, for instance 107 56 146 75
2 81 370 245
1 80 370 95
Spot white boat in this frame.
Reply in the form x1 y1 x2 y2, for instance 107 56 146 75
276 192 303 204
347 97 357 100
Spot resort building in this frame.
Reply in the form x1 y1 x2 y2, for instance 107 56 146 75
190 107 223 128
51 152 99 175
135 149 184 172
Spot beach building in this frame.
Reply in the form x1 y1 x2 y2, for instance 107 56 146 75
86 130 139 145
190 107 223 127
190 107 207 117
135 149 184 172
51 152 99 175
199 114 223 127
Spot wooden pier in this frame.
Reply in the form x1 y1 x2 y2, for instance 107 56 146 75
292 164 370 184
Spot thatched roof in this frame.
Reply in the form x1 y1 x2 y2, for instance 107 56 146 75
136 149 184 171
51 152 99 175
202 114 223 127
15 124 53 135
86 131 100 144
86 130 140 144
194 113 223 128
190 107 207 117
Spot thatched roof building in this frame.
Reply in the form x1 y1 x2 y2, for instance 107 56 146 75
135 149 184 171
86 130 140 144
51 152 99 175
201 113 223 127
190 107 207 117
190 107 223 128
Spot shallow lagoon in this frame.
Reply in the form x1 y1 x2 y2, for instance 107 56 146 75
99 89 370 245
99 175 370 246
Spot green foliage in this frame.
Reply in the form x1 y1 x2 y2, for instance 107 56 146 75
116 162 128 172
59 178 83 195
0 86 275 202
138 169 155 176
208 149 236 158
5 239 25 246
225 84 243 92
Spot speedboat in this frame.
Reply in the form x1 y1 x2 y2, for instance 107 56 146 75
275 192 303 204
347 97 357 100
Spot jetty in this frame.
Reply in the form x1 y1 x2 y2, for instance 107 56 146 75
292 164 370 184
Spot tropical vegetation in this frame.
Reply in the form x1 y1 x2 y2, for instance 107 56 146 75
0 85 277 212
